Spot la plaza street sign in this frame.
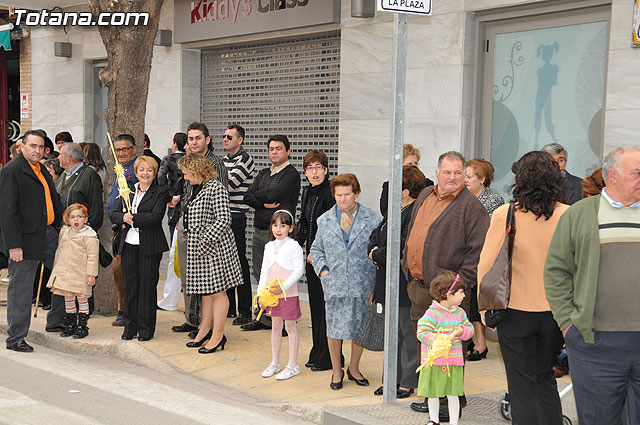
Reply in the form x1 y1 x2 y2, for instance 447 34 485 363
378 0 432 15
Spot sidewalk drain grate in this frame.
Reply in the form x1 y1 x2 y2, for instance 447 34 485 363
466 396 503 417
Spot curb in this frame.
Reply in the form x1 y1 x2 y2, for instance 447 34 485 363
0 321 326 424
0 322 177 375
323 407 389 425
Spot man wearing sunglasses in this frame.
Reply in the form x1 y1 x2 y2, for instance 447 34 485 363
222 124 255 325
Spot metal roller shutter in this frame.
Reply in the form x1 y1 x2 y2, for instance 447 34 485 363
201 32 341 284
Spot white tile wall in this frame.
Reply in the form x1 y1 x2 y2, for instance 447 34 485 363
30 0 185 156
28 0 640 206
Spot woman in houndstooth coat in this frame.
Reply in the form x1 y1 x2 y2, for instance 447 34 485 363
179 153 241 354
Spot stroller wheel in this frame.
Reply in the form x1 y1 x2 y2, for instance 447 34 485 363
499 393 512 421
562 416 572 425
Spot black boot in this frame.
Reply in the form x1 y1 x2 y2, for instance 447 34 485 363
73 313 89 339
60 313 77 337
111 310 125 326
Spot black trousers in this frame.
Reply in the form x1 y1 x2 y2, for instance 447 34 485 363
226 213 252 317
498 309 564 425
306 263 331 368
121 243 162 339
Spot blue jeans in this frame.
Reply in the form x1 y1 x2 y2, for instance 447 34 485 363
565 327 640 425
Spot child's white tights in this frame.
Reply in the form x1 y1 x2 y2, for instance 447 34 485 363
428 396 460 425
271 317 299 368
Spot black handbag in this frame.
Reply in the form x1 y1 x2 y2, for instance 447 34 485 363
99 242 113 267
478 202 516 328
485 309 508 328
354 297 385 352
112 224 123 256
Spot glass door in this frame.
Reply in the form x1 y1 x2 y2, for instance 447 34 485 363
480 6 610 198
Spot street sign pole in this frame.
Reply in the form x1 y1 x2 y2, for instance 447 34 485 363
383 11 408 405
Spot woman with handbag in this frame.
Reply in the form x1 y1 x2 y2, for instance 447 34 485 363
477 151 568 425
367 165 426 398
110 156 169 341
310 173 380 390
464 159 505 361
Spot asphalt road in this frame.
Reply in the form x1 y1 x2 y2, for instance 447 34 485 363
0 344 312 425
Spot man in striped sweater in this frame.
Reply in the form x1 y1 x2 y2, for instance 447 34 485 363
222 124 255 325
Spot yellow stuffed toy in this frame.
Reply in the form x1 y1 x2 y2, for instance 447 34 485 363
252 279 287 321
416 329 453 376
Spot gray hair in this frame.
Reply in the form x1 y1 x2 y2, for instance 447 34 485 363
437 151 465 169
61 142 85 163
602 146 640 184
540 143 567 159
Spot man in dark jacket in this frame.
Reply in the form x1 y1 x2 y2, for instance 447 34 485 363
157 132 187 200
158 132 186 237
242 134 300 330
45 142 103 332
143 133 162 168
0 130 63 352
541 143 583 205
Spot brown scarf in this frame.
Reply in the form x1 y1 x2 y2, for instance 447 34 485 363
339 204 357 234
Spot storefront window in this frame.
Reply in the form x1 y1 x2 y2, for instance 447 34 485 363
486 18 608 197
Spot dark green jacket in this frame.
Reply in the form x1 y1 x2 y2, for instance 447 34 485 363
544 195 601 343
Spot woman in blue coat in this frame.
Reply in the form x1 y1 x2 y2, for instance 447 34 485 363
311 173 380 390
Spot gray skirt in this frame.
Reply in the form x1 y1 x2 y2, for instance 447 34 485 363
325 296 369 340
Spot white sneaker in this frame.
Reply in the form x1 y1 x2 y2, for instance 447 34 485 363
275 365 300 380
261 363 281 378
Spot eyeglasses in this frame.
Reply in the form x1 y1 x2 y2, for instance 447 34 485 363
222 135 234 140
305 165 325 172
115 147 132 153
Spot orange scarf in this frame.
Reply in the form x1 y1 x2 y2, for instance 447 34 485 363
28 161 54 225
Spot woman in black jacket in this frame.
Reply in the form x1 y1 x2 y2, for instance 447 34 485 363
295 150 336 371
111 156 169 341
368 165 426 397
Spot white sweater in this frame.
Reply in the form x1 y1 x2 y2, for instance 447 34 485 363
257 237 305 298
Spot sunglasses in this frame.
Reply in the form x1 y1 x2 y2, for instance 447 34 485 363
222 135 234 140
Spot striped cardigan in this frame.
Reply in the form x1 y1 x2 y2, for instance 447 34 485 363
416 301 474 366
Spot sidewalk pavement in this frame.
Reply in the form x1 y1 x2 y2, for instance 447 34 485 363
0 268 575 424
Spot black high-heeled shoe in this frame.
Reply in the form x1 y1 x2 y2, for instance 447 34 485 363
198 335 227 354
466 347 488 361
186 329 212 348
330 370 344 391
347 368 369 386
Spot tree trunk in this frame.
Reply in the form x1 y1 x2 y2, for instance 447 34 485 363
88 0 164 314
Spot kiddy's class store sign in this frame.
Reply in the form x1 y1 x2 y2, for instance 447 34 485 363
174 0 340 43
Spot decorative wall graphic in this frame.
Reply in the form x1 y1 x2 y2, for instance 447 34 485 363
534 42 560 149
489 21 605 200
493 41 524 103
